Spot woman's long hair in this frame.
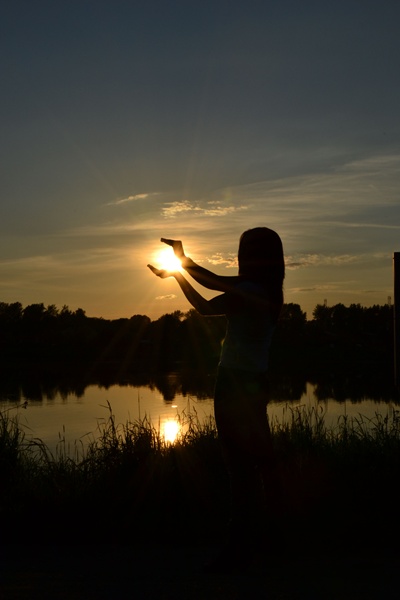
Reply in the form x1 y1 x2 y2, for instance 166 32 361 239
238 227 285 321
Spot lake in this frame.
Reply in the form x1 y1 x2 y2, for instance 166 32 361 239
1 369 398 455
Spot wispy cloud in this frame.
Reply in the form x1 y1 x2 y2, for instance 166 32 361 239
0 248 133 276
290 285 340 293
223 153 400 213
107 193 156 206
162 200 250 218
342 153 400 174
155 294 177 300
286 253 363 270
162 201 202 217
205 253 238 268
323 221 400 230
203 203 250 217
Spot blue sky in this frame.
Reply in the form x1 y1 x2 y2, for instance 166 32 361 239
1 1 399 319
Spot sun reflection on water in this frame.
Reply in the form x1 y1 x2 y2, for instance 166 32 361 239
162 419 180 444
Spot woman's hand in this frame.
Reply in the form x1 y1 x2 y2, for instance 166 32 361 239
148 261 217 316
147 264 174 279
160 238 185 259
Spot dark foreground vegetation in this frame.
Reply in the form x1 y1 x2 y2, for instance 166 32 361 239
2 401 400 557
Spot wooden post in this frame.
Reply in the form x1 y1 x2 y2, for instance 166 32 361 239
394 253 400 388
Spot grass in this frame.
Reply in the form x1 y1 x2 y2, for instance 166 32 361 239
1 401 400 552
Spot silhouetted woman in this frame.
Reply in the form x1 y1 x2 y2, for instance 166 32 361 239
148 227 285 570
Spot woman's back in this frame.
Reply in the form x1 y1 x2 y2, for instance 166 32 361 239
219 280 276 373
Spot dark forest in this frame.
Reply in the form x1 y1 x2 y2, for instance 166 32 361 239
0 300 393 378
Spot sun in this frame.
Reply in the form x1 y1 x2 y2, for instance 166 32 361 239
154 247 182 272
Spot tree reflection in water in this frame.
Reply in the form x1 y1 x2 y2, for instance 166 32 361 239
0 365 398 457
0 365 397 406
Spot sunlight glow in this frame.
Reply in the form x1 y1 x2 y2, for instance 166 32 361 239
154 247 182 272
162 419 180 444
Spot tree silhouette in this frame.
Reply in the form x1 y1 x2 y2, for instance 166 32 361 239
0 300 394 377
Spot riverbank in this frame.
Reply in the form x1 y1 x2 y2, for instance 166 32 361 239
1 404 400 557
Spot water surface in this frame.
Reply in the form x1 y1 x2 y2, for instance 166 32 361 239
1 371 397 454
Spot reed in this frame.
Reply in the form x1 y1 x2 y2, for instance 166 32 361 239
1 402 400 549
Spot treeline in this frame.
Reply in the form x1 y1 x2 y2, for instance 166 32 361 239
0 300 394 375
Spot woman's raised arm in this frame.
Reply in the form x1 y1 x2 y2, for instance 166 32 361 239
147 264 224 315
161 238 239 292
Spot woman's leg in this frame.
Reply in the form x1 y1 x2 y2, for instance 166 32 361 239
214 368 280 548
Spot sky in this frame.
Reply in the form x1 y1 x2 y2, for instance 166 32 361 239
1 0 400 320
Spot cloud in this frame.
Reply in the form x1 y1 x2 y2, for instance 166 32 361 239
203 204 250 217
0 247 133 277
107 193 155 206
324 221 400 230
162 201 202 217
221 153 400 218
285 254 359 269
290 285 341 293
342 154 400 174
205 253 238 268
162 200 250 218
155 294 177 300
